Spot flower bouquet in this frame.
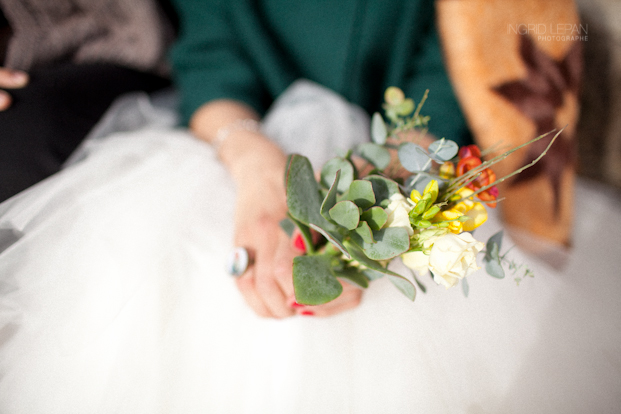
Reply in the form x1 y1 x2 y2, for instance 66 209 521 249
280 87 559 305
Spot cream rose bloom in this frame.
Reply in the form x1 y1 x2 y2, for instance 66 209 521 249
383 193 415 236
428 232 484 288
401 250 430 276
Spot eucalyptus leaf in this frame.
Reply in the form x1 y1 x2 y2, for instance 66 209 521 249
362 269 385 281
321 157 354 193
398 142 430 173
353 221 375 244
309 223 350 259
293 255 343 305
360 206 388 230
485 230 504 261
286 213 315 254
286 155 339 237
462 277 470 297
409 270 427 293
329 200 360 230
347 180 376 209
484 243 505 279
387 274 416 301
352 227 410 261
371 112 388 145
364 175 400 207
343 240 403 279
320 169 341 223
279 217 296 237
334 267 370 289
428 139 459 162
357 143 391 170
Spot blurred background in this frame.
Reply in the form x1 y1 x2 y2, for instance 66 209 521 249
575 0 621 188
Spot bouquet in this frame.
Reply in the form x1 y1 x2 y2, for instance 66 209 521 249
281 87 559 305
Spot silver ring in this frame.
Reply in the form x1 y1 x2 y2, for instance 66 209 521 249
226 247 254 277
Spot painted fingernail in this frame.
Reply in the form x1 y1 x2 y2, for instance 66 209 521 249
292 233 306 252
300 310 315 316
289 300 304 308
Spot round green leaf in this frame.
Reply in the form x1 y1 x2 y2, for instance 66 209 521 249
353 227 410 260
293 256 343 305
329 200 360 230
371 112 388 145
347 180 376 209
360 206 388 230
428 139 459 162
364 175 400 208
353 221 375 244
398 142 430 173
321 157 354 193
358 142 391 170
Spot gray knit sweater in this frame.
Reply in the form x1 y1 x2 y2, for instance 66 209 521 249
0 0 172 73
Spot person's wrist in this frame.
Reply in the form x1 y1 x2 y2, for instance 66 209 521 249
221 131 287 183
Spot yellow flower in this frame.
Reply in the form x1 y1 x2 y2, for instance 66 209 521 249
451 188 488 231
410 189 422 204
439 161 455 179
448 220 463 234
434 207 464 234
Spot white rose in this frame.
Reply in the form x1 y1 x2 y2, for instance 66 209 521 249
401 250 430 276
428 232 484 289
383 193 415 236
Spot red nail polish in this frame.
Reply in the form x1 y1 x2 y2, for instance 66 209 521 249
290 301 305 308
293 233 306 252
300 310 315 316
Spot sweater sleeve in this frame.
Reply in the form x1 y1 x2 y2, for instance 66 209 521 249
402 17 472 147
169 0 268 125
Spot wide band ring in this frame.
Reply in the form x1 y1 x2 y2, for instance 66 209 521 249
226 247 255 277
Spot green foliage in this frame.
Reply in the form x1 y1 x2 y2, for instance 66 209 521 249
371 112 388 145
334 267 370 289
427 139 459 162
351 227 410 261
293 256 343 305
353 221 375 244
347 180 376 209
364 176 400 207
360 206 388 231
320 169 341 222
329 200 360 230
357 142 391 170
398 142 430 173
321 157 354 192
484 231 505 279
286 155 336 233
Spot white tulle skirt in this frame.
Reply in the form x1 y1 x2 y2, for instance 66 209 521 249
1 83 620 413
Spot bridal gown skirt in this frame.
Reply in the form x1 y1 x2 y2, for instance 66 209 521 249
1 83 621 413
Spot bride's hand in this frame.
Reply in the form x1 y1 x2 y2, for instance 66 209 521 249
190 100 363 319
231 135 363 318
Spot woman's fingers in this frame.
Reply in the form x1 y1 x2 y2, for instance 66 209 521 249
0 90 11 111
0 68 29 111
0 68 29 89
234 215 295 319
235 268 273 318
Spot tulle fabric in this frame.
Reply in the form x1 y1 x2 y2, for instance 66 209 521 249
1 82 620 413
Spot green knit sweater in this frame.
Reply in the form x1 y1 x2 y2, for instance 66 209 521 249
170 0 471 145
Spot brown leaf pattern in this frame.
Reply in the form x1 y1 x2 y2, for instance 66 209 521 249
493 34 582 212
